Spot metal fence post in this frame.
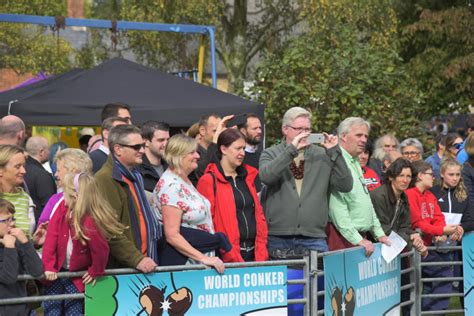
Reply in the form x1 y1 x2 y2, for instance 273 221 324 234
413 249 422 315
310 250 319 315
303 253 311 316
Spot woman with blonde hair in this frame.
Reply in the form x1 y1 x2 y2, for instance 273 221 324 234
42 172 125 315
153 134 225 273
431 158 473 307
0 145 35 236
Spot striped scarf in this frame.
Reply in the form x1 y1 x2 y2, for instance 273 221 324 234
113 156 162 262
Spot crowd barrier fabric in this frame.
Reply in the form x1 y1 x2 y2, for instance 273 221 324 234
324 244 401 316
85 266 287 316
463 232 474 313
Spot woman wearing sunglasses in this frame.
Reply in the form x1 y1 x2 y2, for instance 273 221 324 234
444 133 463 160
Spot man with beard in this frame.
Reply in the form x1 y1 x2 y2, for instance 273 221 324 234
137 121 170 201
239 114 263 169
239 114 263 191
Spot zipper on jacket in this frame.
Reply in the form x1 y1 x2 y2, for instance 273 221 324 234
447 188 452 213
232 177 250 244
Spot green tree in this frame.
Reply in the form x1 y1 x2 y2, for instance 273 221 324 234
0 0 73 75
253 0 425 145
397 1 473 114
118 0 303 93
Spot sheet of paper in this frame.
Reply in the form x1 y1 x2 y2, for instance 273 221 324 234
442 212 462 225
381 231 407 264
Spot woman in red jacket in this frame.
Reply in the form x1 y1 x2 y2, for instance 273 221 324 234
405 160 460 313
42 172 125 315
197 128 268 262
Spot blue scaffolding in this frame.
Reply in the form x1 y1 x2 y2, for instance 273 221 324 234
0 13 217 88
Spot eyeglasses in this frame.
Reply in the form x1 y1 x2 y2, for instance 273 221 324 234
0 217 15 224
402 151 420 157
286 125 311 133
422 172 434 177
118 143 145 151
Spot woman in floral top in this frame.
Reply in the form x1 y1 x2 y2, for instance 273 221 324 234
153 134 224 273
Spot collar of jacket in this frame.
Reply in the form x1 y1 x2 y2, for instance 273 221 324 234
204 162 258 184
140 153 167 176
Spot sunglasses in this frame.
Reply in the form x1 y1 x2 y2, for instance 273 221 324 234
453 143 463 150
119 143 145 151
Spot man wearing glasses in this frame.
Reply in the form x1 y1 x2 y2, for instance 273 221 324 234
328 117 390 257
95 125 161 274
260 107 352 257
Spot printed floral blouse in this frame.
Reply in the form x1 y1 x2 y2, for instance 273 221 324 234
153 169 215 234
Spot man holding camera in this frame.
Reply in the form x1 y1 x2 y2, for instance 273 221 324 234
259 107 352 256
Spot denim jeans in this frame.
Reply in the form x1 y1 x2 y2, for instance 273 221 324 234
267 235 329 253
268 235 327 315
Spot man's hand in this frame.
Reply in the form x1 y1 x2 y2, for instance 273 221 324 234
44 271 58 281
358 239 374 257
434 235 447 243
200 256 225 274
0 233 16 248
378 235 391 246
291 131 311 150
136 257 157 273
32 222 48 246
9 228 28 244
320 132 338 150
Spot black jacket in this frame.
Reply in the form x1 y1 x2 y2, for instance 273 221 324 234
370 184 413 246
137 154 167 192
431 184 474 232
0 241 44 316
24 156 57 222
462 158 474 213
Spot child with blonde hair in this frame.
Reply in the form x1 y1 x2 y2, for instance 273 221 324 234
42 172 125 315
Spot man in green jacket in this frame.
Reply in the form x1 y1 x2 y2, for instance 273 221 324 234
260 107 353 255
95 125 160 273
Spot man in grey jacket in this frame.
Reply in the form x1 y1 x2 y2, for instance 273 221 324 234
260 107 353 255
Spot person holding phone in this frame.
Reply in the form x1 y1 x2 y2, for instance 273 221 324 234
259 107 352 256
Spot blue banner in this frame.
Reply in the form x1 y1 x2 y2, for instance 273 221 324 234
85 266 287 316
324 244 401 315
463 232 474 313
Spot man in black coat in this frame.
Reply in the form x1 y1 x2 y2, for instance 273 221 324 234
24 136 56 222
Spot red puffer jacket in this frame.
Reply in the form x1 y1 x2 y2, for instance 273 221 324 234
197 163 268 262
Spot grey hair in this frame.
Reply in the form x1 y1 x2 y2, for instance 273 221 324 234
373 134 400 160
25 136 48 156
337 117 371 137
282 107 312 128
108 124 141 153
400 138 424 156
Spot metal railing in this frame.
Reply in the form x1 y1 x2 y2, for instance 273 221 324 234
0 245 467 315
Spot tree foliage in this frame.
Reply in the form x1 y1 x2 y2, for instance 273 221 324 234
118 0 303 92
398 1 473 114
0 0 73 75
253 0 426 145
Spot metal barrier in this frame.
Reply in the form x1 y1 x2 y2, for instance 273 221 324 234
0 258 312 315
0 245 467 315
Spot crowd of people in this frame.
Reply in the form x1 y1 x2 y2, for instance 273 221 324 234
0 104 473 315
